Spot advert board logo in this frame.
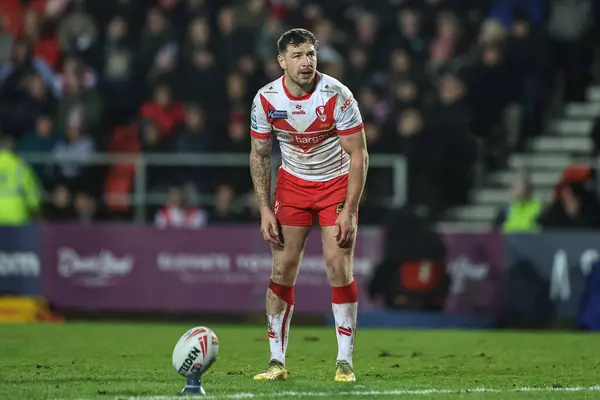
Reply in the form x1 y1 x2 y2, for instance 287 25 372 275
0 252 40 277
57 247 134 287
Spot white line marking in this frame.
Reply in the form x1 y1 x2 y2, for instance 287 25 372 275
60 385 600 400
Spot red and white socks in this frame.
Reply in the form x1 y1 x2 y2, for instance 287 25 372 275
265 279 358 367
266 280 294 365
332 280 358 367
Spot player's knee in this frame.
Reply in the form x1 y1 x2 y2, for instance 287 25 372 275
325 255 353 286
271 259 300 285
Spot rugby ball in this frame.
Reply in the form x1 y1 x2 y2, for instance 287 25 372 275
172 326 219 377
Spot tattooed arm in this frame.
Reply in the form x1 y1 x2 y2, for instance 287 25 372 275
250 135 282 246
249 136 273 211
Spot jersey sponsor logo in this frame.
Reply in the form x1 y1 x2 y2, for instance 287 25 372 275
268 110 288 119
316 106 327 122
250 114 258 130
340 96 354 113
292 104 306 115
289 130 336 151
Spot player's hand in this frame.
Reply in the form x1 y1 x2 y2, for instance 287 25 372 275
334 209 357 248
260 208 283 247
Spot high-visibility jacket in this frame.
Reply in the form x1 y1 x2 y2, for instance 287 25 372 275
0 150 42 225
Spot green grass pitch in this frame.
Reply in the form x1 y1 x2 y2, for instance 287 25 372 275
0 322 599 399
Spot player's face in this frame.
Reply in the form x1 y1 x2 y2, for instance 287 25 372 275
279 42 317 86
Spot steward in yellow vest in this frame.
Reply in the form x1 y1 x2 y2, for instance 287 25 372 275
0 136 42 225
502 198 543 232
494 177 543 233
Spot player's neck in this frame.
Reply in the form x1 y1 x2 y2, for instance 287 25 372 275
283 74 315 98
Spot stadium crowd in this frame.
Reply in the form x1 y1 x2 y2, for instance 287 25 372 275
0 0 597 226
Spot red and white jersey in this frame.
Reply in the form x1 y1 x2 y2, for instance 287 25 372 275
250 72 364 182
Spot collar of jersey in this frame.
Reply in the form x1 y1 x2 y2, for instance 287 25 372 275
281 73 319 101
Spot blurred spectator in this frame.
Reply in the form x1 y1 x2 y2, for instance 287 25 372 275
539 178 600 230
216 7 251 72
175 104 212 153
177 45 220 106
234 0 268 31
210 182 239 223
45 183 75 221
312 19 343 71
0 37 55 101
139 7 175 92
1 72 56 137
139 119 173 191
505 13 547 143
139 83 184 137
546 0 596 102
17 114 56 186
464 42 514 164
101 15 138 124
255 16 285 61
58 1 99 65
73 190 100 224
428 12 464 73
174 104 213 190
399 106 476 214
389 8 427 60
494 175 542 232
18 114 56 153
220 117 249 153
431 72 472 131
238 191 261 222
155 185 208 229
55 67 102 137
22 8 61 69
53 54 96 97
52 119 95 187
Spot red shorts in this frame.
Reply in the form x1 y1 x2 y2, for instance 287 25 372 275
273 169 353 227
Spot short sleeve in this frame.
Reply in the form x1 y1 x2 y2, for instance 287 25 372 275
250 93 273 139
334 85 364 136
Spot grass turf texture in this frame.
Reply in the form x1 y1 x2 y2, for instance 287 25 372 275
0 323 599 399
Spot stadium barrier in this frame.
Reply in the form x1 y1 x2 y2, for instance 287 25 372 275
0 225 598 327
20 152 408 223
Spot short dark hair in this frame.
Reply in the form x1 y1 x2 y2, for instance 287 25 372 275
277 28 318 54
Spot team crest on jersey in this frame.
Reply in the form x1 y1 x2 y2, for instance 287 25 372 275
268 110 288 119
316 106 327 122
